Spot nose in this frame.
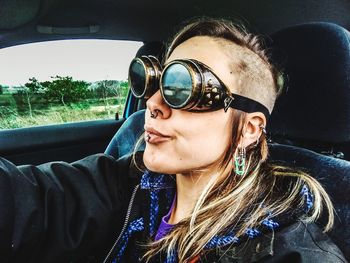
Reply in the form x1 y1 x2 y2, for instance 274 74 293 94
146 90 172 119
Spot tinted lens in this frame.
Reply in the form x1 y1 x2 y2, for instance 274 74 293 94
161 64 192 107
129 60 146 97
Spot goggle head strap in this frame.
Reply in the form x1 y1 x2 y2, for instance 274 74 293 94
224 94 270 119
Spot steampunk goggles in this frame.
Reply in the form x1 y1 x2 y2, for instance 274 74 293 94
128 55 270 118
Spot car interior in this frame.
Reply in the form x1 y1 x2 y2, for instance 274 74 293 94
0 0 349 260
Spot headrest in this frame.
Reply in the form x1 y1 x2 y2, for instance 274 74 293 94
105 110 145 158
268 22 350 144
135 41 164 59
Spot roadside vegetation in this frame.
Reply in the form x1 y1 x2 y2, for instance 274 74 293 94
0 76 129 129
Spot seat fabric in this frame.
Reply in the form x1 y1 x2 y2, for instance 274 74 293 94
268 22 350 160
105 110 145 157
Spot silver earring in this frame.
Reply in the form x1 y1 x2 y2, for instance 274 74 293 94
150 110 159 119
259 125 266 134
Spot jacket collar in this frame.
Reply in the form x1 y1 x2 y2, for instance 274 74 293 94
140 170 176 190
136 170 313 262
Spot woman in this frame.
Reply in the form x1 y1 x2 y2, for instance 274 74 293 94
125 17 345 262
0 18 346 263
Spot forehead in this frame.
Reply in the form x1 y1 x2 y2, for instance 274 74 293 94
166 36 238 92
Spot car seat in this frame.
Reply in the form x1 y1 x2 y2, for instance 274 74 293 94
268 22 350 259
268 22 350 161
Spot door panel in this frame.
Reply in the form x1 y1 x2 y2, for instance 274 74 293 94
0 119 124 165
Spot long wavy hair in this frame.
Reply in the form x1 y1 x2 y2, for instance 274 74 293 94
135 17 334 263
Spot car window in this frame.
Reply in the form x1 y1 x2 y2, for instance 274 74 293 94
0 40 143 129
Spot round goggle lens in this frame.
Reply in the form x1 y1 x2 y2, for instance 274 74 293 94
161 64 192 107
129 60 146 97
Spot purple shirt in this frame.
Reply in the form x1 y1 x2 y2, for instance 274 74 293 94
155 195 176 241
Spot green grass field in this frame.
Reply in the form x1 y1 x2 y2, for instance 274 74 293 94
0 95 125 129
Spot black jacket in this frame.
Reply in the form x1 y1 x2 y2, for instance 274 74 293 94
0 154 347 263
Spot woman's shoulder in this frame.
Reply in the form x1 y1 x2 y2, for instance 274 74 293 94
269 221 347 262
209 222 347 263
237 222 345 262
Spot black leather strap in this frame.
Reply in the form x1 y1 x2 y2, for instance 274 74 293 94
227 94 270 119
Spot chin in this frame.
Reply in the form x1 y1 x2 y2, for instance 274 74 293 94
143 152 177 174
144 157 170 174
143 150 159 171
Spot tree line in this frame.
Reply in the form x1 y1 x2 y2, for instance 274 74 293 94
0 76 129 117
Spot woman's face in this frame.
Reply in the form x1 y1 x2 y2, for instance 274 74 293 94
143 36 237 174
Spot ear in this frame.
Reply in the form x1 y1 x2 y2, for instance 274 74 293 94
241 112 266 147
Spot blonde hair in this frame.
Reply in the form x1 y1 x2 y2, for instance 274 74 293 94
138 17 334 263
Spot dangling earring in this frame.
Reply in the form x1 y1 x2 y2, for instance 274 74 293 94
234 143 246 176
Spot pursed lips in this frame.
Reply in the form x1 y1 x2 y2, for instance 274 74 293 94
144 125 172 144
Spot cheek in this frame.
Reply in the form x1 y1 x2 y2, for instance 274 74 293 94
144 122 231 174
181 124 231 164
143 139 190 174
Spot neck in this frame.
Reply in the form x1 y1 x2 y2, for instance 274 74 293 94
168 163 232 224
168 172 210 224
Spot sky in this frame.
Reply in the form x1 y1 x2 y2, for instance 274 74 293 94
0 39 143 87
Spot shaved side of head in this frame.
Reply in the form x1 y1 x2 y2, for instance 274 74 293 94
217 38 278 113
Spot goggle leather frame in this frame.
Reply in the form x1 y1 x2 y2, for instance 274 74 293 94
129 55 270 118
